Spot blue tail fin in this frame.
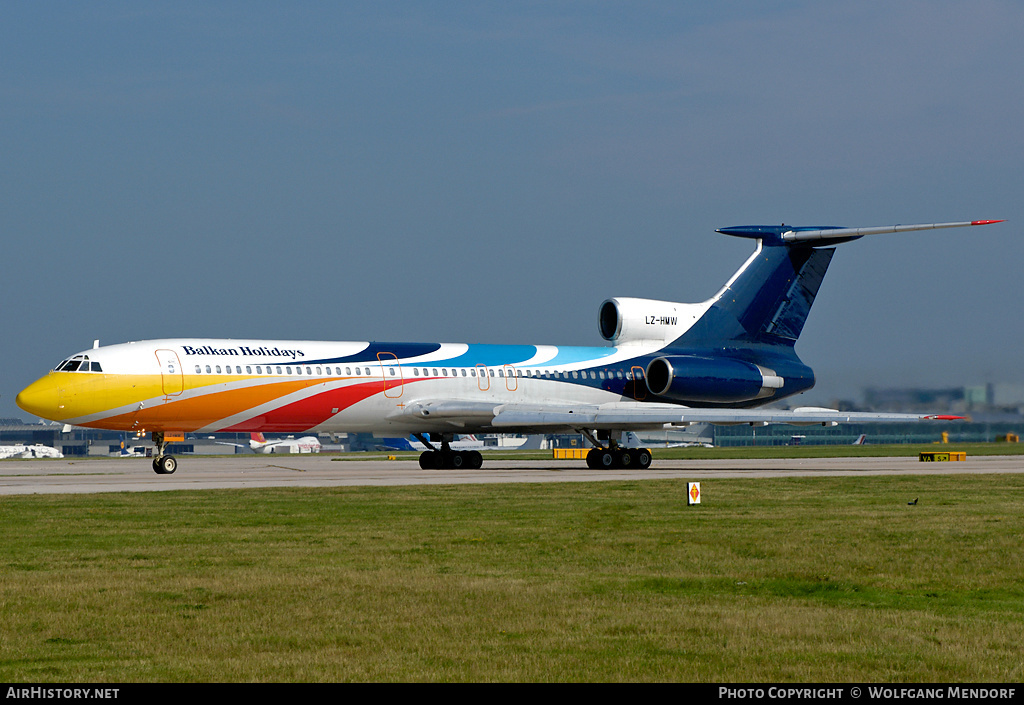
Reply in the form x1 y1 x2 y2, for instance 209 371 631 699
653 219 1001 406
682 219 1004 348
677 226 836 348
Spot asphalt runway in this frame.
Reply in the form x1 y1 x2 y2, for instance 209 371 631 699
1 453 1022 495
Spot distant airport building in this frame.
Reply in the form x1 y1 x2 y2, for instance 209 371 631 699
863 383 1024 417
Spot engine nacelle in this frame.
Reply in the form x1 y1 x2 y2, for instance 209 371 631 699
645 355 784 404
599 297 707 345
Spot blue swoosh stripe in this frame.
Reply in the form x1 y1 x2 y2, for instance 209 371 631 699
303 342 442 366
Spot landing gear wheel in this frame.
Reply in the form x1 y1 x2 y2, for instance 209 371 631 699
419 450 445 469
419 447 484 470
153 455 177 475
618 449 634 468
586 448 600 469
637 448 652 469
598 450 616 469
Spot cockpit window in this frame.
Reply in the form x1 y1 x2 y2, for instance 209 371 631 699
55 355 101 373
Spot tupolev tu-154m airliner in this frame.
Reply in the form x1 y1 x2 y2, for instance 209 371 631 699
16 219 1001 475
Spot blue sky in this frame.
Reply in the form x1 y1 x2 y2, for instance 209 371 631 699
2 2 1022 419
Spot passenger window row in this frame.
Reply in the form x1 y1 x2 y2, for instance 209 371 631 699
53 355 640 381
190 364 641 380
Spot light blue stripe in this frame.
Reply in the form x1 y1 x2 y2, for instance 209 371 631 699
542 346 618 367
398 344 620 369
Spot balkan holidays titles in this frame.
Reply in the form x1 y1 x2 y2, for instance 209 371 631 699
181 345 306 360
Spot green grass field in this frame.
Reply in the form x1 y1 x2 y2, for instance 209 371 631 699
1 472 1022 682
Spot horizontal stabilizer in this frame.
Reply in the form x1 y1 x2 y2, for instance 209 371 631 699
780 220 1003 244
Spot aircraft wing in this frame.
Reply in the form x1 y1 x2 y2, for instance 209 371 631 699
392 400 960 433
490 404 959 431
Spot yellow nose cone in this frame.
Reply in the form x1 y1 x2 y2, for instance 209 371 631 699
16 375 61 421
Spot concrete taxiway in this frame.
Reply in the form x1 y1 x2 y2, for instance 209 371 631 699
1 454 1022 495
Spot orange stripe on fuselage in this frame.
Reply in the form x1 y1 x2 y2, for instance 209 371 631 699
84 378 329 432
68 374 436 433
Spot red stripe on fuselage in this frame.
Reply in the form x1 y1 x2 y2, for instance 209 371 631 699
223 377 431 432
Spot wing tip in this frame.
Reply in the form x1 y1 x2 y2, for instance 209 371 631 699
971 220 1004 226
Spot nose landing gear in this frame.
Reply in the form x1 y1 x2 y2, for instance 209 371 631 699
151 432 177 475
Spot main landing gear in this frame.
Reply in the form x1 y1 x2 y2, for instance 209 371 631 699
585 446 652 469
581 430 653 469
415 433 483 470
151 431 177 475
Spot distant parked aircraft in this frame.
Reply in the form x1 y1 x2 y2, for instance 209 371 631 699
374 434 532 452
218 432 322 454
0 444 63 459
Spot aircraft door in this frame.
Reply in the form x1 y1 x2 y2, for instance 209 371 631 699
503 365 518 392
476 364 490 391
630 366 647 401
156 349 184 398
378 352 404 398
